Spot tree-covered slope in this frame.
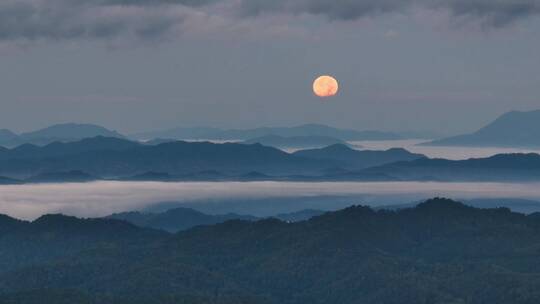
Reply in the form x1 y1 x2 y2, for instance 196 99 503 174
2 198 540 303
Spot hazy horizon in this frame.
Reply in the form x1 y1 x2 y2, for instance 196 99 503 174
1 1 539 135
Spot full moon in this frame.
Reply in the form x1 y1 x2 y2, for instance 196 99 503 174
313 75 339 98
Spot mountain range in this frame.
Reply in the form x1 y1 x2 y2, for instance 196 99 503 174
6 110 540 150
242 135 348 150
0 129 18 142
360 153 540 181
0 138 326 179
293 144 425 170
0 123 125 147
424 110 540 147
132 124 401 141
2 198 540 303
0 137 423 180
2 136 540 182
106 207 325 232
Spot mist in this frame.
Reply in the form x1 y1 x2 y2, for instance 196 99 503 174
3 181 540 220
353 140 540 160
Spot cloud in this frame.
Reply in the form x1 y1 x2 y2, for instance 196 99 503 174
238 0 540 26
440 0 540 27
237 0 408 20
0 0 212 43
0 0 538 44
2 181 540 220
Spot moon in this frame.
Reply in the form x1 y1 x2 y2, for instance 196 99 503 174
313 75 339 98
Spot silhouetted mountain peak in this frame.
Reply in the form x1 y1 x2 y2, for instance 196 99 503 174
12 143 40 152
337 205 376 217
0 123 128 147
0 176 23 185
490 109 540 124
294 144 425 171
242 134 347 149
321 143 354 151
415 198 472 212
20 123 124 140
41 136 140 152
64 135 135 145
0 214 25 231
385 147 410 153
0 129 18 142
33 213 81 226
0 137 142 169
32 214 145 236
425 110 540 147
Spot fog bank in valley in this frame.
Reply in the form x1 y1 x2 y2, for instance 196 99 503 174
3 181 540 220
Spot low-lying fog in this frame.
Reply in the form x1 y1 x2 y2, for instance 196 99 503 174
3 181 540 220
350 140 540 160
275 139 540 159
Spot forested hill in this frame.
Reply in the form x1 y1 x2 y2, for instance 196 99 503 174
2 198 540 303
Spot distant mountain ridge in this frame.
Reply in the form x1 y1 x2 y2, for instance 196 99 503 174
0 176 22 185
0 123 126 147
0 137 330 179
0 136 540 182
20 123 125 141
0 129 18 142
26 170 98 183
293 144 425 170
0 136 140 160
360 153 540 181
424 110 540 147
107 208 258 232
0 136 429 181
242 135 348 149
106 207 324 232
132 124 401 141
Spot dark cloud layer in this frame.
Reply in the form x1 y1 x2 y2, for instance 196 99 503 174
238 0 408 20
240 0 540 26
6 0 221 42
441 0 540 27
0 0 538 43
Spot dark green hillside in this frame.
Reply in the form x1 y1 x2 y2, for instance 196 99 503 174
2 198 540 303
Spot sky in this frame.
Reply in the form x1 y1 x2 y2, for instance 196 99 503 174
0 0 539 136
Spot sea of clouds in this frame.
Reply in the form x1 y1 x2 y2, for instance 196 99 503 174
3 181 540 220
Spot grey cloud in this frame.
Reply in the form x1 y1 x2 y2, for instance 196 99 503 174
238 0 540 26
440 0 540 27
0 0 538 44
238 0 408 20
0 0 205 42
